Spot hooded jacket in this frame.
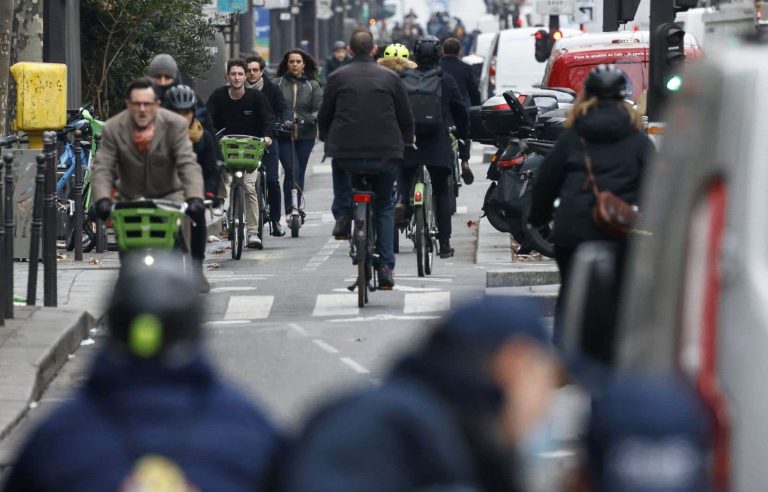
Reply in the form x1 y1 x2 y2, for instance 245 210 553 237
274 73 323 140
282 343 522 492
3 350 281 492
377 56 418 73
528 101 655 247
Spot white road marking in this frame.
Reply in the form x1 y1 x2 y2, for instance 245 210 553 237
224 295 274 320
205 320 251 326
211 286 258 293
210 275 273 282
313 294 360 317
289 323 309 336
313 339 339 354
393 285 442 292
312 164 333 175
321 213 335 223
328 314 441 323
404 292 451 313
340 357 370 374
456 206 468 214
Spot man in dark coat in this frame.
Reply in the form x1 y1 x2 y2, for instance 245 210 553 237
281 296 559 492
322 40 351 83
402 35 470 258
2 252 282 491
319 28 415 289
246 54 293 236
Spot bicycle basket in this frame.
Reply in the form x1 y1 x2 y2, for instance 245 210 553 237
111 202 184 251
219 136 265 172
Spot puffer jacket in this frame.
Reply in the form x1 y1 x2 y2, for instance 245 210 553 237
528 101 655 247
275 73 323 140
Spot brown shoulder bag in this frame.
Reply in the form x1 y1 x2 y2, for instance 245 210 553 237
581 138 638 239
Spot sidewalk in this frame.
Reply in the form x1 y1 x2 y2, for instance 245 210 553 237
0 253 118 441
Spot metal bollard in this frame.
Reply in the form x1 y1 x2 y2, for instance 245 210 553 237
42 131 57 307
27 154 46 306
72 130 84 261
3 153 14 319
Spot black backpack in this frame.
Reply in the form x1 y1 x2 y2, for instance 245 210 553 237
401 68 443 136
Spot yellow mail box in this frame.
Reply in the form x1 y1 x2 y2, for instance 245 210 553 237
10 62 67 131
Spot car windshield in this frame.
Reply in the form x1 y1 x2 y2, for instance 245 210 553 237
565 60 647 102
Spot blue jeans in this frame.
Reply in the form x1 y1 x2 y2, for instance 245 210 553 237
333 158 397 271
278 138 315 214
262 146 282 221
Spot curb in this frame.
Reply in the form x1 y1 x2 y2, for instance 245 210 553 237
0 307 96 442
486 267 561 288
486 284 559 316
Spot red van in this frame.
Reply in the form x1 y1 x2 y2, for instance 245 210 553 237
541 42 702 102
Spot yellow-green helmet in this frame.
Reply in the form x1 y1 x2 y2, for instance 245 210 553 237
384 43 410 59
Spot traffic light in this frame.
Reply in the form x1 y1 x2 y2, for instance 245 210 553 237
651 22 686 94
534 29 551 63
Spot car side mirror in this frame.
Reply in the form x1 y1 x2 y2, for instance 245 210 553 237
560 242 621 369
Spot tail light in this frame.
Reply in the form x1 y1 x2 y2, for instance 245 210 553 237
487 103 510 110
497 155 525 168
414 190 423 203
679 177 730 491
353 193 372 203
489 55 497 96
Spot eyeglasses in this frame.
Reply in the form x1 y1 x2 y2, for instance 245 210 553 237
128 101 157 108
246 68 261 73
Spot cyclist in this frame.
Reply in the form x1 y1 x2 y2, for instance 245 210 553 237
206 58 276 248
164 85 221 292
90 77 205 267
246 55 292 237
319 29 415 289
275 49 323 224
401 35 470 258
2 252 282 491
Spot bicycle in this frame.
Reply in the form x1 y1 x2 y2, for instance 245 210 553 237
219 135 267 260
407 164 438 277
448 128 461 215
346 175 381 308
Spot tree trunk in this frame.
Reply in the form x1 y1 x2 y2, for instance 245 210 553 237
5 0 43 133
0 0 14 135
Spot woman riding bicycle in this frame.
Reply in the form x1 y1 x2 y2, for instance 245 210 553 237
274 49 323 223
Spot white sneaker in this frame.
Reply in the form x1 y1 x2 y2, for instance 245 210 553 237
247 234 262 248
212 206 224 217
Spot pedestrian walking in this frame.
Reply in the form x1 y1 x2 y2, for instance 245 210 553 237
246 55 292 237
528 64 655 345
2 252 282 491
401 34 471 258
281 296 558 492
206 58 276 249
322 41 351 83
319 29 414 289
274 49 323 224
568 376 711 492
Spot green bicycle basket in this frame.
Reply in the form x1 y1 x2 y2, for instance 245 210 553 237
111 202 185 251
219 135 265 172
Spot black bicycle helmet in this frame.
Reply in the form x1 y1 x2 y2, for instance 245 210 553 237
413 35 443 64
584 64 628 100
164 84 197 110
107 251 203 360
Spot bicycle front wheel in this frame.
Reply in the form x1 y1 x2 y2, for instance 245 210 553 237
414 207 425 277
232 184 245 260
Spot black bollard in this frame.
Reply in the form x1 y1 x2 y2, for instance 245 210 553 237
3 153 13 318
27 154 46 306
72 130 84 261
42 131 57 307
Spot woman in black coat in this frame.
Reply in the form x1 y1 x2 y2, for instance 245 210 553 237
528 64 655 343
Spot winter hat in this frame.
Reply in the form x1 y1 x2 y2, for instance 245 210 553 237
148 54 179 79
587 376 711 492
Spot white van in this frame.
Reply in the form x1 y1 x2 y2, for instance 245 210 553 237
480 27 580 101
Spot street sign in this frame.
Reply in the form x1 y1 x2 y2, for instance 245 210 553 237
536 0 575 15
217 0 248 13
317 0 333 19
575 0 595 22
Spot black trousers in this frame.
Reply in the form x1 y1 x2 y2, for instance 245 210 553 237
400 165 452 241
189 209 206 262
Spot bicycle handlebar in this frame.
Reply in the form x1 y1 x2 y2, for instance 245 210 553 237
0 135 20 147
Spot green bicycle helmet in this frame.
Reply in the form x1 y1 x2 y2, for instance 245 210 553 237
384 43 410 59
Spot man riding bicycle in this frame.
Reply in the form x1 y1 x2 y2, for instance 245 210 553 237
320 29 415 289
90 77 206 281
206 58 276 248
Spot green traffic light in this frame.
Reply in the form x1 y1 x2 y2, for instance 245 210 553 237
666 75 683 92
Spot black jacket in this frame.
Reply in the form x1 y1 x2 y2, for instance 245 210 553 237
322 54 351 83
193 127 220 196
282 348 521 492
403 67 470 169
319 55 415 160
249 76 292 123
439 55 481 107
529 102 655 247
206 86 275 139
